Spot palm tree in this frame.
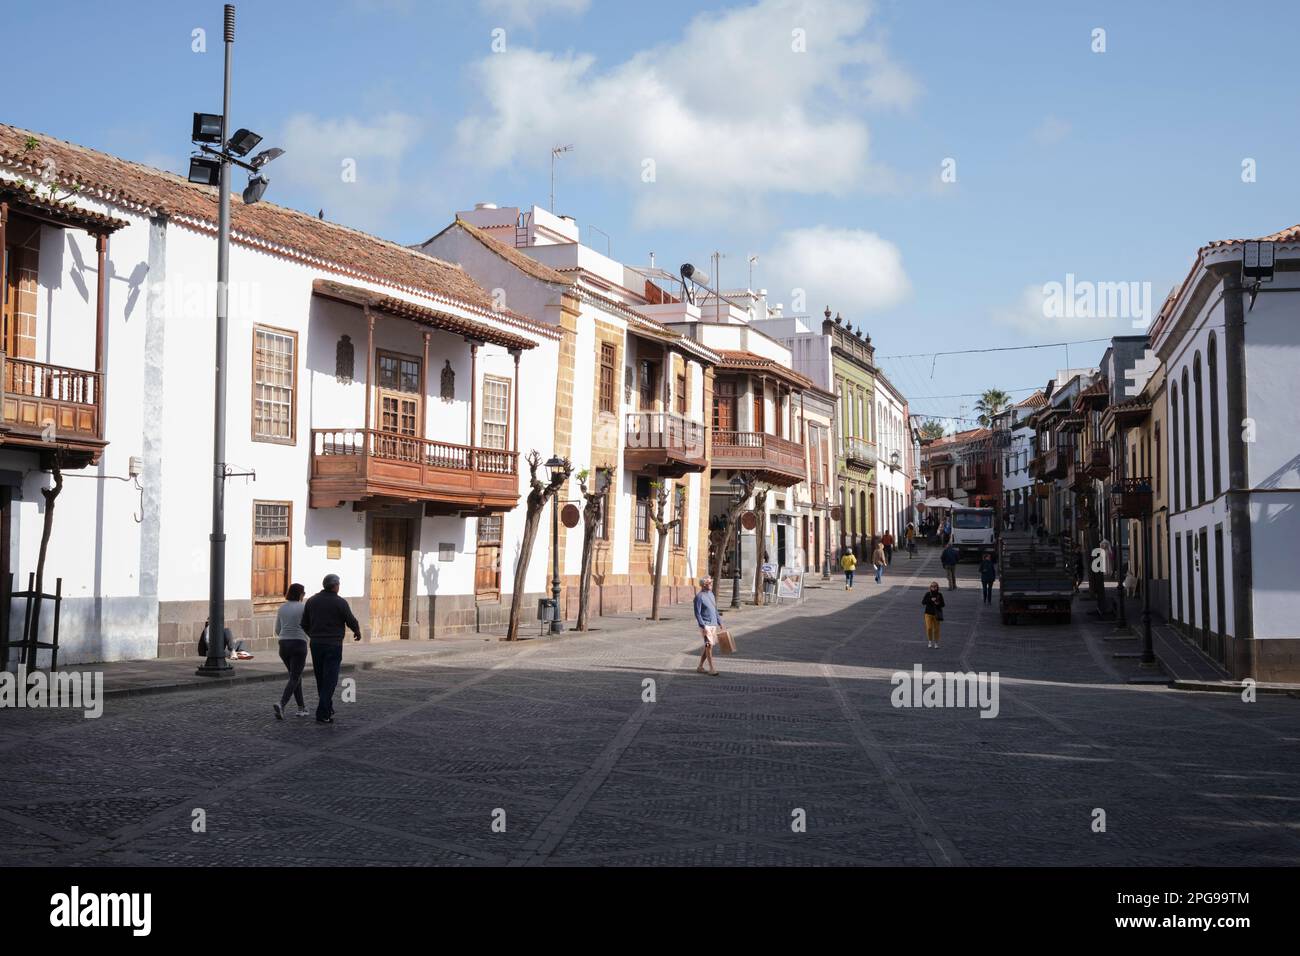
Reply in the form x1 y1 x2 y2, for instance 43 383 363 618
974 389 1012 426
918 419 946 441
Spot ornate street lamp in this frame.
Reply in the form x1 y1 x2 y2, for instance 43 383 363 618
546 455 567 634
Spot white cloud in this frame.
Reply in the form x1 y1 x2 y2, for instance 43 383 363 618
479 0 589 26
1032 115 1070 146
457 0 919 227
762 226 910 315
275 112 420 232
991 283 1129 338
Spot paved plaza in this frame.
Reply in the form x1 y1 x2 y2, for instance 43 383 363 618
2 549 1297 867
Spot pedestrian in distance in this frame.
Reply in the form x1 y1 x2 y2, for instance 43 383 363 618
882 529 894 565
941 540 961 590
273 583 310 720
693 576 722 677
199 620 252 660
873 541 887 583
905 522 916 558
922 582 945 648
301 573 362 724
978 551 997 605
840 549 857 589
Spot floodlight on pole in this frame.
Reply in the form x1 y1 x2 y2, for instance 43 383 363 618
227 128 262 156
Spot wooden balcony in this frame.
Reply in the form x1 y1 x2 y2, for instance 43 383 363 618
713 429 806 487
1112 477 1153 518
1045 447 1072 479
811 481 828 506
624 411 707 477
961 475 980 493
310 428 519 514
842 436 877 472
1086 441 1111 478
0 354 104 468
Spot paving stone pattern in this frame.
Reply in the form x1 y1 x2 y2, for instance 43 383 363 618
2 549 1297 867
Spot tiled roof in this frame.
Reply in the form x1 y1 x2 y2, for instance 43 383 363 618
1016 391 1047 409
425 218 575 288
312 280 542 351
716 350 815 390
0 180 130 232
1204 223 1300 248
0 124 502 317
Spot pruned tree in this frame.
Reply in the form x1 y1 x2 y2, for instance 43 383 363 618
574 467 608 632
710 470 758 586
29 454 64 658
647 480 681 621
506 450 572 641
751 485 770 605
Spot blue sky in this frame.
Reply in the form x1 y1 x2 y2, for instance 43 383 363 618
5 0 1297 426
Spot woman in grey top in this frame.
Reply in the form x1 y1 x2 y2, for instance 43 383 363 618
273 583 309 719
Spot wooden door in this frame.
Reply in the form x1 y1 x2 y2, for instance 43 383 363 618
752 379 765 432
712 381 735 432
375 351 422 460
369 516 410 640
475 515 502 597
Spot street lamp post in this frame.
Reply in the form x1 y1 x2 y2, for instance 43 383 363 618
192 4 282 677
1140 515 1155 664
546 455 566 634
196 6 237 676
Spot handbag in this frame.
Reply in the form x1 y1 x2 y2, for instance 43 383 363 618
714 627 736 655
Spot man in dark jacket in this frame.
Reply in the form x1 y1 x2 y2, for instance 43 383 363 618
301 574 361 724
941 542 961 591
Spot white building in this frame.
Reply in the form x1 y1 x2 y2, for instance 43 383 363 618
0 125 560 666
872 372 910 543
1154 224 1300 682
998 391 1045 530
418 206 719 617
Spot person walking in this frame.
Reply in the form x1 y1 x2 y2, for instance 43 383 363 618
872 541 887 583
301 574 362 724
978 551 997 605
905 522 916 558
942 517 952 546
693 576 722 676
840 549 857 590
922 581 945 648
272 583 310 720
941 540 961 591
881 529 894 565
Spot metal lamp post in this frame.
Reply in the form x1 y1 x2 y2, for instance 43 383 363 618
546 455 566 634
192 4 282 676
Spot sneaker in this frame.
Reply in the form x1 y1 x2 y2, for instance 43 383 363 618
295 709 310 718
316 716 334 724
273 703 284 721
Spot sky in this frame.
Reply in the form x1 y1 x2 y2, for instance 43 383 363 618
5 0 1297 428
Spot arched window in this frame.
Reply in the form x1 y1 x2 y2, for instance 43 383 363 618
1181 368 1192 510
1208 334 1221 497
1170 385 1180 512
1193 354 1205 504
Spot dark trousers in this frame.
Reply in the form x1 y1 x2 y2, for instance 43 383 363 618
981 581 994 604
278 641 308 709
309 640 343 721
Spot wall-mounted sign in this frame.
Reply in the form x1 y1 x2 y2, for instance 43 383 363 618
561 503 581 529
326 540 342 560
741 511 758 531
438 542 455 562
830 505 843 521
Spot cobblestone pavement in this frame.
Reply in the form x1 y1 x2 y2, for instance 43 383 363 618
2 549 1297 867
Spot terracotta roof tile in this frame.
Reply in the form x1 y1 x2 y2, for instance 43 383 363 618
426 218 575 287
716 350 815 390
0 124 500 316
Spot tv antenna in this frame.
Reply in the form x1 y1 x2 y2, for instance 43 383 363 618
550 144 573 212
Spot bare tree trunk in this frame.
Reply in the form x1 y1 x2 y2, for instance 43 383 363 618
506 506 544 642
30 458 63 654
752 487 769 605
651 530 668 620
710 471 756 587
576 475 603 632
648 482 678 621
506 451 571 642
